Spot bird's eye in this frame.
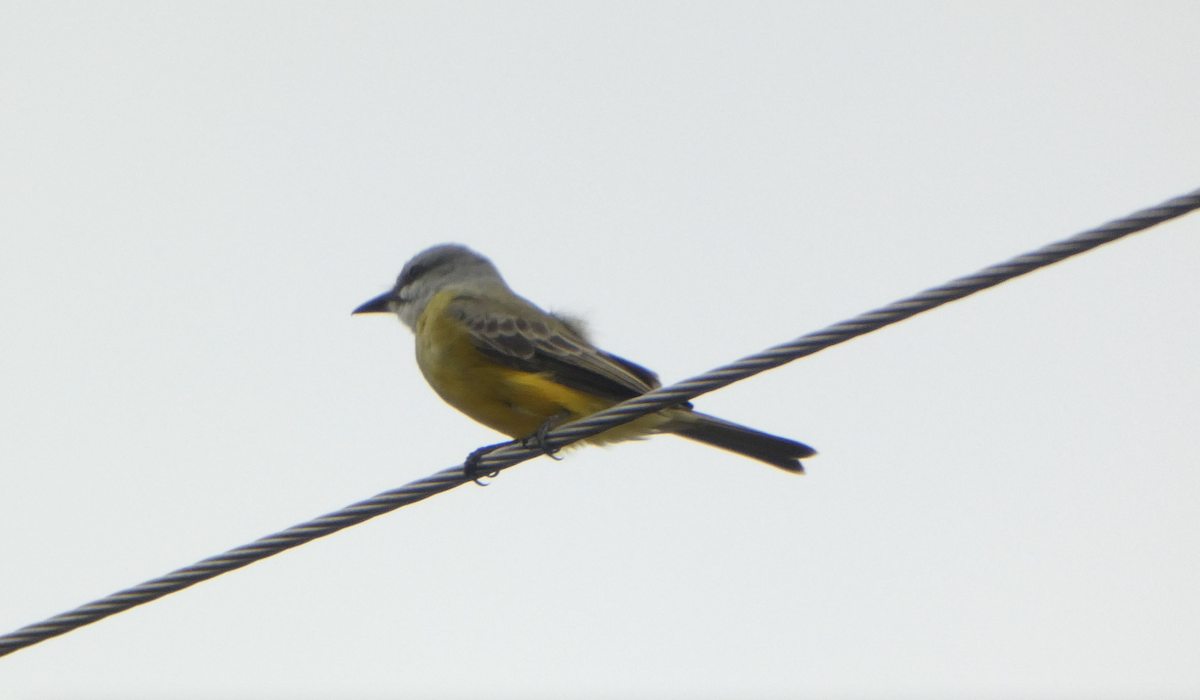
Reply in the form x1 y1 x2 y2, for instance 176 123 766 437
397 263 427 289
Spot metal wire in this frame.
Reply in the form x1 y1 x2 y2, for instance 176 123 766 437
2 186 1197 658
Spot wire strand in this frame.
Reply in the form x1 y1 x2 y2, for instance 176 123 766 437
2 186 1197 658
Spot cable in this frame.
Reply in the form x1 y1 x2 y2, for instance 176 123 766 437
1 186 1197 658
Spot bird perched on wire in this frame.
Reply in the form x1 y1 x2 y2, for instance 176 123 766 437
354 244 815 477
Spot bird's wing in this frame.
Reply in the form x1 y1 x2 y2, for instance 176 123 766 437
446 293 660 402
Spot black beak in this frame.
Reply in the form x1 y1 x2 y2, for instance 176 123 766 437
352 291 396 315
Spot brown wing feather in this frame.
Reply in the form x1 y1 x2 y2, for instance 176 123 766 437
446 294 659 402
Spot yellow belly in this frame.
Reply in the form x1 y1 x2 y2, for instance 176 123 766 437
414 291 664 443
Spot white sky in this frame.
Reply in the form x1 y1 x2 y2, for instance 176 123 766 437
1 3 1198 698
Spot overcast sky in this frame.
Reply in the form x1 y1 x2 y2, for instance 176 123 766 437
2 3 1198 698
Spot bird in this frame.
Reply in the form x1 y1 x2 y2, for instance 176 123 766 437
353 244 815 475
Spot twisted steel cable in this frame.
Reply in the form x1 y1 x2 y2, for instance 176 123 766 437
2 186 1197 658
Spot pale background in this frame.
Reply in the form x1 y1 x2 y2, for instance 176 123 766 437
1 3 1198 699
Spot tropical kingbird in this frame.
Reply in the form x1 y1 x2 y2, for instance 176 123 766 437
354 244 815 473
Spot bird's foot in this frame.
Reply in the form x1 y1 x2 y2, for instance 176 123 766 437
463 441 510 485
465 415 568 486
521 417 563 461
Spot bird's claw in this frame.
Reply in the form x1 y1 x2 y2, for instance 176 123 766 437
522 419 563 461
463 442 507 485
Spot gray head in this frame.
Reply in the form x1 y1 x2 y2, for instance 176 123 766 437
353 244 507 330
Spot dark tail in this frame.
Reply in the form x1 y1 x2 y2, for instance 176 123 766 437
663 411 816 473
